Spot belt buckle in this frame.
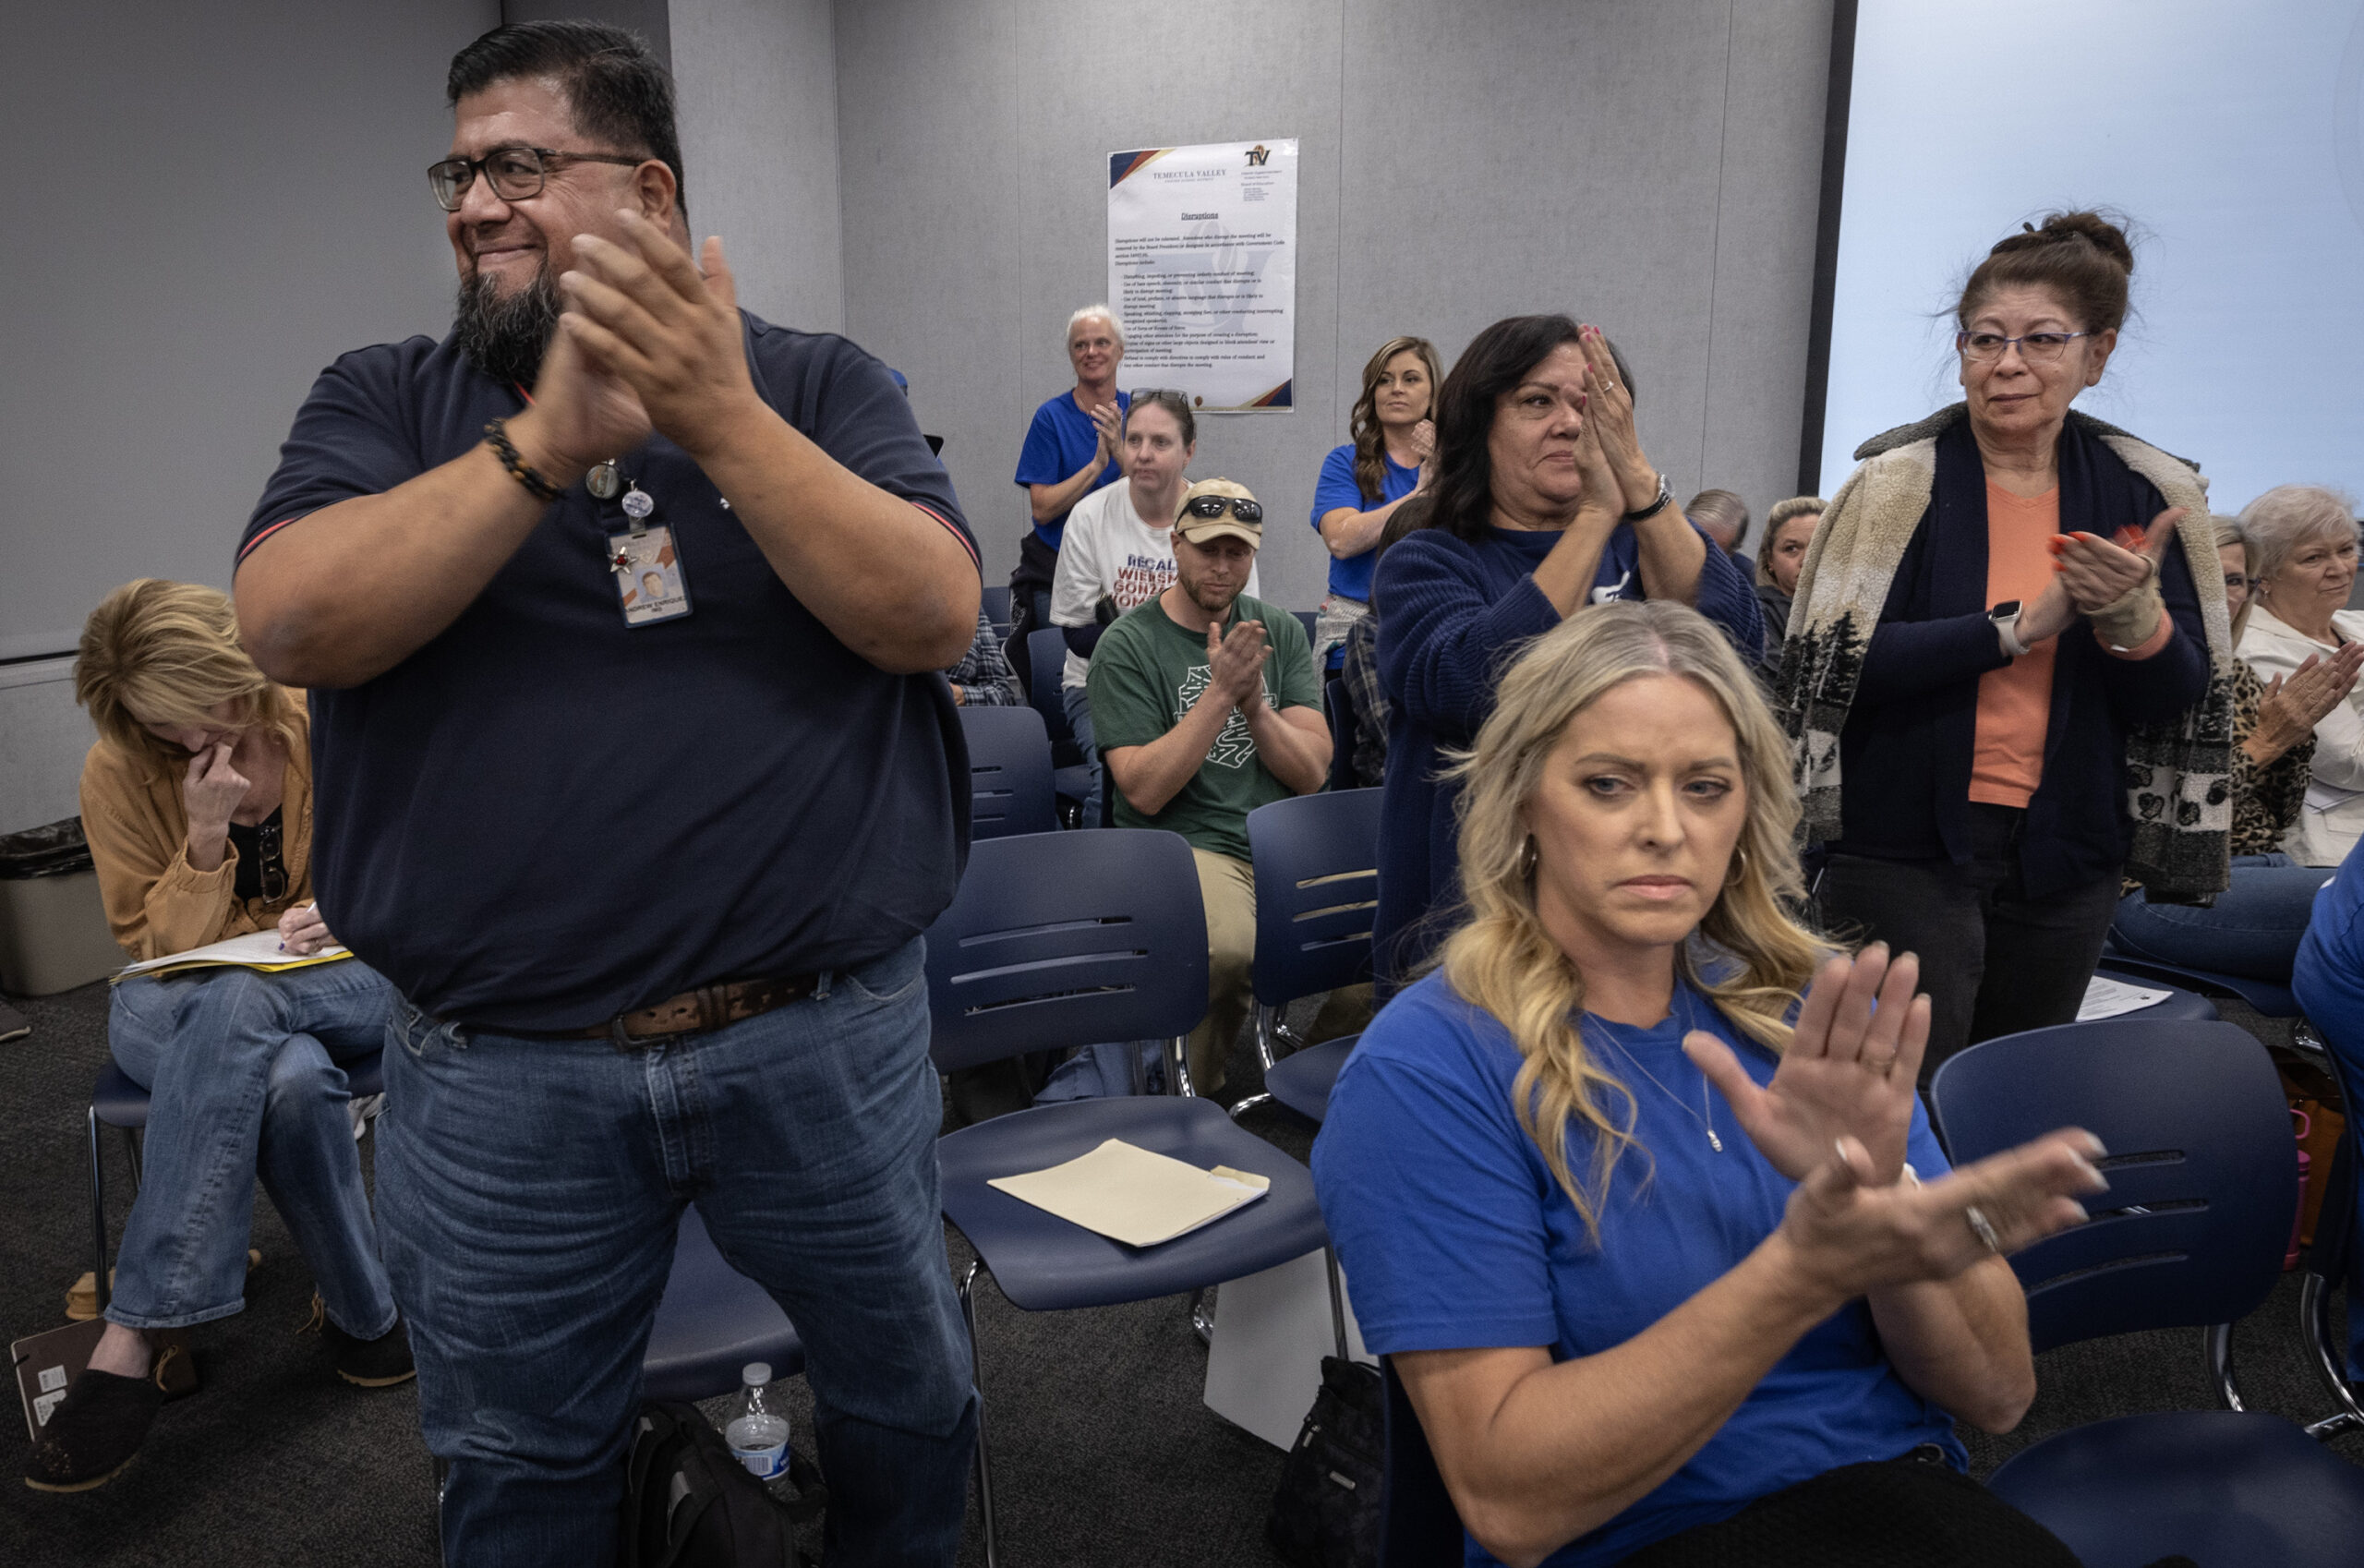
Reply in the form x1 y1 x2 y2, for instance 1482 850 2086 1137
608 1012 653 1052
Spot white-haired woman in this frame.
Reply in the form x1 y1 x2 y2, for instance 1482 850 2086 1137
1316 599 2104 1568
2235 484 2364 864
1009 307 1130 658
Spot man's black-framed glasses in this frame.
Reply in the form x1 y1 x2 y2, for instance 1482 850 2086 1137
1184 495 1263 524
428 146 646 211
1955 330 2094 364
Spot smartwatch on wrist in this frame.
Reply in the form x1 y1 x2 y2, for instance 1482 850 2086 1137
1989 599 2029 657
1622 472 1673 523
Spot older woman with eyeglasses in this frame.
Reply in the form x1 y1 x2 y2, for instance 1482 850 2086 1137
1783 211 2222 1085
27 581 410 1495
2234 484 2364 864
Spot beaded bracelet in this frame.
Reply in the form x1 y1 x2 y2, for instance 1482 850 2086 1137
483 418 563 503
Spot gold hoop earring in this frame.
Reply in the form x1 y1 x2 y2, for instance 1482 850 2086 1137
1724 844 1750 890
1518 836 1539 879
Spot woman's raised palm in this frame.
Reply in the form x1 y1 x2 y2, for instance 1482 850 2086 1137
1683 945 1929 1186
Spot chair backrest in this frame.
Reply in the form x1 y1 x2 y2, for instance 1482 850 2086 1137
1025 627 1080 751
1928 1018 2297 1353
958 706 1058 839
981 583 1012 631
923 828 1210 1072
1292 609 1319 647
1379 1357 1465 1567
1247 789 1382 1007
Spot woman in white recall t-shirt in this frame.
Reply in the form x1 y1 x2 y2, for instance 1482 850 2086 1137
1051 390 1258 823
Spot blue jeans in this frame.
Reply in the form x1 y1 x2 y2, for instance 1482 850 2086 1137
378 936 976 1568
2112 853 2329 981
105 960 398 1336
1062 681 1102 826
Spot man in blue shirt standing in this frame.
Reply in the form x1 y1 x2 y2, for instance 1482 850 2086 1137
234 22 980 1564
1009 307 1129 652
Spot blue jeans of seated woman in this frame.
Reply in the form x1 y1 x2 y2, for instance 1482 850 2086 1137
2112 853 2328 981
1062 681 1103 826
378 936 976 1568
104 960 398 1337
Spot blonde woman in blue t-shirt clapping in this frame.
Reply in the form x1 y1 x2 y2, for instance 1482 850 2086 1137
1313 599 2105 1568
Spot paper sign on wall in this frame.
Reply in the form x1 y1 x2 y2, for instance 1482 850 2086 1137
1106 139 1297 413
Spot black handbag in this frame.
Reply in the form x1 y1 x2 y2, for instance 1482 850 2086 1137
618 1401 825 1568
1265 1356 1385 1568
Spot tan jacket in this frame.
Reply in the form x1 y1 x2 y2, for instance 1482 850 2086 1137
78 710 317 961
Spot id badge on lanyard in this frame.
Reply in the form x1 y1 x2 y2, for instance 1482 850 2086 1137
600 480 693 627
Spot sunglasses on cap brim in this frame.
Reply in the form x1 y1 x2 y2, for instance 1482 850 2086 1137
1182 496 1263 524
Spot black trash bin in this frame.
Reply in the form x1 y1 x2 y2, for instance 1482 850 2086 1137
0 816 123 995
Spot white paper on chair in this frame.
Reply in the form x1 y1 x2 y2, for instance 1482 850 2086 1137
115 929 351 983
986 1139 1269 1248
2078 975 2172 1021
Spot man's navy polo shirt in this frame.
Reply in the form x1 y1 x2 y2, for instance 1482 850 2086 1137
241 314 979 1031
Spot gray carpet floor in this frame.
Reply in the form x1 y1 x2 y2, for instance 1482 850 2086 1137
1 981 2358 1568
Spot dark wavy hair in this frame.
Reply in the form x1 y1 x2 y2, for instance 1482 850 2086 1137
447 20 686 214
1418 315 1635 543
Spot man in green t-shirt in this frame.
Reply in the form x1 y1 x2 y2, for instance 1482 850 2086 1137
1092 477 1357 1092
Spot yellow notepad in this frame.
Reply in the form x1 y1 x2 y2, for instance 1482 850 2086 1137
987 1139 1271 1248
113 930 353 984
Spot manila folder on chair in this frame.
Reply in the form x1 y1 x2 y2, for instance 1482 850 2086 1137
987 1139 1269 1248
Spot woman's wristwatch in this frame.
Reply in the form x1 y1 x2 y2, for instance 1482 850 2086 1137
1990 600 2030 657
1622 472 1673 523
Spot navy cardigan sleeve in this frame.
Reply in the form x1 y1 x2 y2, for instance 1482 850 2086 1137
1375 532 1562 746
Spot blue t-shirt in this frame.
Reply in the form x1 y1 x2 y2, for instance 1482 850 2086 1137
1313 971 1961 1568
240 315 979 1031
1310 442 1419 601
1014 388 1130 551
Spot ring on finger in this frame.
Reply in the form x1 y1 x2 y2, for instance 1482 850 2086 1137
1863 1048 1899 1073
1964 1204 2002 1254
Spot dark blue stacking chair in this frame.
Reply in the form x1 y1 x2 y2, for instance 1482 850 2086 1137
1022 626 1094 820
980 583 1012 635
957 706 1057 840
87 1054 385 1317
643 1205 805 1402
1929 1019 2364 1568
1232 789 1382 1124
1292 608 1320 648
925 829 1331 1566
2096 943 2301 1018
1380 1357 1465 1567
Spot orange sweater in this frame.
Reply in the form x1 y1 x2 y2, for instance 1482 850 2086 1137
78 711 317 961
1970 486 2061 807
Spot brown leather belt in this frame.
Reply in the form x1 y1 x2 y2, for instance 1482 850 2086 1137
513 974 824 1046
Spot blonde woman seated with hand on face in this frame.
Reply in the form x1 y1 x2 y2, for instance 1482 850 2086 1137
1314 600 2109 1568
28 581 409 1495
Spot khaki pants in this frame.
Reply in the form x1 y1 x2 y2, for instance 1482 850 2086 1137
1188 849 1372 1093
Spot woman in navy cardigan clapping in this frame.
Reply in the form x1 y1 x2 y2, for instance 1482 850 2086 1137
1371 314 1763 986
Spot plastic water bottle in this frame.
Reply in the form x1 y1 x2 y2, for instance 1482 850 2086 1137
723 1362 790 1480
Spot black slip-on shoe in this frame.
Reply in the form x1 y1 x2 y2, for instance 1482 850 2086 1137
23 1369 163 1492
309 1297 416 1388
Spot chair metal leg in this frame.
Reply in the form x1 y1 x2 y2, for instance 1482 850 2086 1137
1165 1034 1196 1099
959 1260 1000 1568
1128 1040 1148 1097
1252 1004 1283 1074
1324 1246 1350 1362
1226 1092 1272 1121
122 1127 143 1195
1189 1287 1215 1345
89 1104 112 1317
2206 1321 2244 1412
2299 1267 2364 1439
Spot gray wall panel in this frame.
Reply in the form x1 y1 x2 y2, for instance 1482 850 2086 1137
669 0 844 333
838 0 1835 608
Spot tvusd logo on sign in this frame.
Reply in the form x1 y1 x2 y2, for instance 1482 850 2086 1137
1244 144 1272 168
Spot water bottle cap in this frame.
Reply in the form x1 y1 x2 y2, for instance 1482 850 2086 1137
743 1362 771 1386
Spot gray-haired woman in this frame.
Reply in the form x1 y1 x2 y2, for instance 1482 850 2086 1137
2236 484 2364 863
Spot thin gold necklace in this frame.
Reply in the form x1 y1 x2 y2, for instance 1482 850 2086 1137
1596 994 1721 1152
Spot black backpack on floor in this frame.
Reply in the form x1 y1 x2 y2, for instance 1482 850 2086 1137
619 1401 824 1568
1266 1356 1385 1568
